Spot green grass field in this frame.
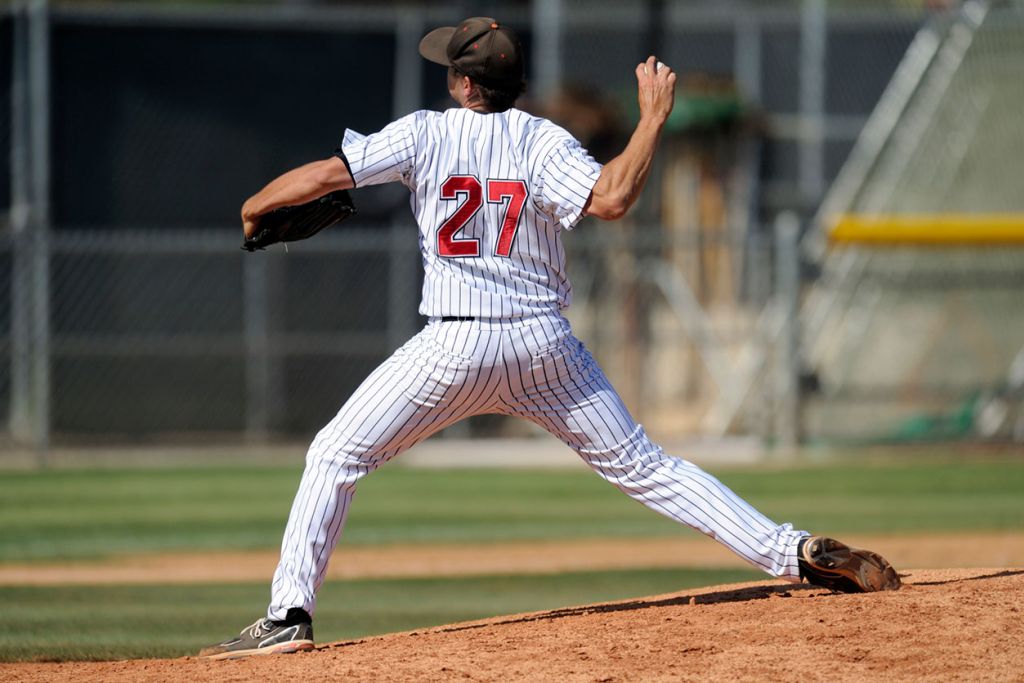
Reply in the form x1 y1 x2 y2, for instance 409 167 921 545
1 455 1022 661
2 457 1022 563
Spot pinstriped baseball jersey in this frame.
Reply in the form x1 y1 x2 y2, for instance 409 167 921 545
340 107 602 318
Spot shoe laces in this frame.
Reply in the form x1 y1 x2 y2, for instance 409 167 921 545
246 618 274 640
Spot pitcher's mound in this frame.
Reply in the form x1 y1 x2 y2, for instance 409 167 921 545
5 568 1023 682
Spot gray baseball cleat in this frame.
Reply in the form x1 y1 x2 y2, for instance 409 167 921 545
798 536 901 593
199 616 314 660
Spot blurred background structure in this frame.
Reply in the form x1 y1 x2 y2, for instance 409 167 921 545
1 0 1022 456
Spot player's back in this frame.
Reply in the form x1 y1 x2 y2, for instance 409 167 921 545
340 107 601 318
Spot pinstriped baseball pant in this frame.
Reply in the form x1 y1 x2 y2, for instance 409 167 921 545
268 313 808 620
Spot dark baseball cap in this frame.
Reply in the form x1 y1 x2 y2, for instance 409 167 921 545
418 17 524 89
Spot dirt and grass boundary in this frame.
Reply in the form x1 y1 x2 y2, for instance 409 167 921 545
1 531 1022 585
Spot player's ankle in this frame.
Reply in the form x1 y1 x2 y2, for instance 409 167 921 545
272 607 312 627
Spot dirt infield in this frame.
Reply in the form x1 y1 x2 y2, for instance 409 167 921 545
3 568 1022 682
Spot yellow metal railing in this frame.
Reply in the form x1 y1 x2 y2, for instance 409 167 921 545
829 214 1024 245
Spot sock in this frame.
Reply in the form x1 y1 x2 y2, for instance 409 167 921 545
797 537 809 580
272 607 312 627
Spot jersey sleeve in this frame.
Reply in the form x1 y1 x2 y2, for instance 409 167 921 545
533 136 603 230
336 112 421 189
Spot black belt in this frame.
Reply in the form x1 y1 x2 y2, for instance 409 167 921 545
440 316 476 322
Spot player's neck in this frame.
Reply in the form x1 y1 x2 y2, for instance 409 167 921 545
462 97 493 113
457 90 493 113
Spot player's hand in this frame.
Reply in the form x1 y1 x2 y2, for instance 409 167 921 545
241 199 261 239
635 55 676 124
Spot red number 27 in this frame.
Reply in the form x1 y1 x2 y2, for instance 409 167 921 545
437 176 528 258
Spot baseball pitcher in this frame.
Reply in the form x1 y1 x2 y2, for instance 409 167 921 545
201 17 899 660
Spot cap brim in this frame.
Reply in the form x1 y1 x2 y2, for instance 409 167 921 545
418 27 456 66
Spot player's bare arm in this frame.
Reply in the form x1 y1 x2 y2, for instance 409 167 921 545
584 55 676 221
240 156 353 237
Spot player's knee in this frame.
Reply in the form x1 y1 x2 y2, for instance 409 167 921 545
305 429 368 469
576 425 664 474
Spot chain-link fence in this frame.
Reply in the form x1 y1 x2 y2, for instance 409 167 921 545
805 246 1024 442
3 1 951 454
806 0 1024 442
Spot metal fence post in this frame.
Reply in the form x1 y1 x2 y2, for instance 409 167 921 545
735 11 762 105
387 224 417 351
387 9 424 352
393 6 423 116
10 0 52 457
774 212 801 450
243 255 271 440
532 0 562 99
29 0 52 457
799 0 827 205
9 1 32 445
